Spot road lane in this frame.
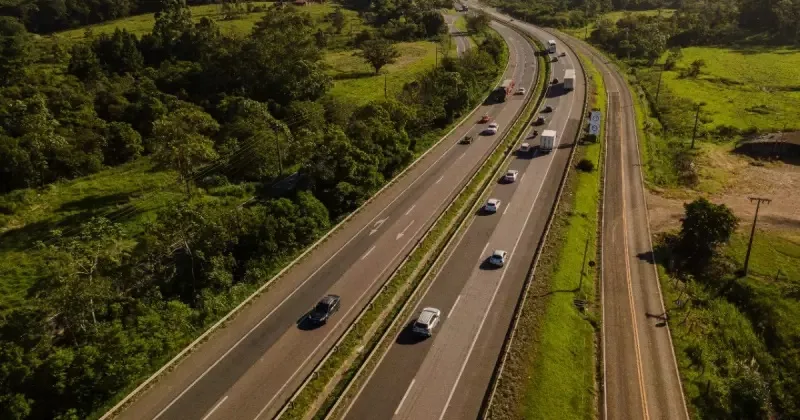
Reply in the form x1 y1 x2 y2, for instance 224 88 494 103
556 32 689 420
115 21 537 420
343 13 586 420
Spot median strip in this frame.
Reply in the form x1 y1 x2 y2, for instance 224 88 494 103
275 22 548 420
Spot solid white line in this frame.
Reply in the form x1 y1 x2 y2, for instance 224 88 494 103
395 379 416 415
252 223 429 420
200 396 228 420
405 204 416 216
437 50 574 420
360 245 376 261
448 295 462 319
435 175 445 184
149 62 489 420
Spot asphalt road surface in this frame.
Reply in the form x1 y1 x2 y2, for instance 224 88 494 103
558 32 689 420
443 12 470 56
342 9 587 420
113 22 538 420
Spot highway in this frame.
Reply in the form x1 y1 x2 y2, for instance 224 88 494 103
556 32 689 420
443 11 470 56
112 21 538 420
341 9 587 420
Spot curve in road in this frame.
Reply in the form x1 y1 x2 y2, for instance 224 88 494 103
112 21 538 420
340 10 587 420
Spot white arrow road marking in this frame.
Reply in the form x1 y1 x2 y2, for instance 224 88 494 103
369 218 388 236
396 220 415 240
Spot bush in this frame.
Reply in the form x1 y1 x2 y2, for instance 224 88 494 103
576 158 595 172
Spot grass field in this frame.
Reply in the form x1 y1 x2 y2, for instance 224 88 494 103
0 159 254 312
491 53 602 420
326 41 448 105
56 2 362 41
563 9 675 39
657 46 800 132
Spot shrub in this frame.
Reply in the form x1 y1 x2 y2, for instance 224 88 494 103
576 158 595 172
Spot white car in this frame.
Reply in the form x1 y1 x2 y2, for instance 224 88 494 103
412 307 441 337
488 122 499 130
484 198 501 213
484 127 498 135
504 169 519 183
516 87 526 95
519 143 531 153
488 250 508 267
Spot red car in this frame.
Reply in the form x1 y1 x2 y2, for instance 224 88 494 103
479 115 492 123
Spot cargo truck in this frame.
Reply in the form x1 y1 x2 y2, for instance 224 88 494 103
492 79 515 103
540 130 556 153
563 69 575 91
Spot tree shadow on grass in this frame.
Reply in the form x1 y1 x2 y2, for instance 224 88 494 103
57 192 135 213
330 71 375 81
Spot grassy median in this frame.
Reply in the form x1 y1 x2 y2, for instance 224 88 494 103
276 28 524 420
487 52 603 420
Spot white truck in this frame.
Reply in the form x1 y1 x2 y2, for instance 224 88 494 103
547 40 557 54
563 69 575 91
540 130 556 153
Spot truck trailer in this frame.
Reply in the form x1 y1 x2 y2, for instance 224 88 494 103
492 79 515 103
540 130 556 153
563 69 575 91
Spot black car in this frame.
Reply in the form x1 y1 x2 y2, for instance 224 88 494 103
543 105 554 113
460 135 474 144
533 116 546 126
308 295 341 324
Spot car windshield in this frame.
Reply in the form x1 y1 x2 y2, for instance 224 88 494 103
314 302 331 313
414 321 429 330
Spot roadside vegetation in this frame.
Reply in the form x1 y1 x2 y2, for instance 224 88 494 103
0 0 509 418
488 53 601 420
491 0 800 418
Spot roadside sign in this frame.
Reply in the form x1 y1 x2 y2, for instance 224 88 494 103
589 123 600 135
590 111 602 123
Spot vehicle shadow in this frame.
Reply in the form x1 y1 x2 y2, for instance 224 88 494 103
296 314 323 331
396 323 428 345
479 260 502 271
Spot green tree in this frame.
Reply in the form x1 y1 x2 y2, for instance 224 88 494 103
677 197 738 268
687 59 706 78
151 107 220 196
67 42 103 81
356 38 400 74
0 17 30 86
329 7 346 34
104 122 143 165
466 10 491 33
39 217 125 338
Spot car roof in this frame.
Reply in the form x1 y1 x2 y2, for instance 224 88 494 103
488 198 500 204
507 169 518 173
418 307 440 324
320 295 340 305
492 250 506 257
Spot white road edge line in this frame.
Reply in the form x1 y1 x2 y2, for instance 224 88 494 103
252 223 429 420
448 295 463 319
360 245 376 261
395 379 416 415
200 396 228 420
437 41 573 419
148 53 488 420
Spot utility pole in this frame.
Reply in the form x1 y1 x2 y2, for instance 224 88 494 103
691 102 703 149
742 197 772 277
384 74 387 98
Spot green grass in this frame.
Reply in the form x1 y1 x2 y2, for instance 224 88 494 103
520 53 601 420
326 41 443 105
563 9 676 39
0 159 178 311
657 46 800 132
56 2 360 41
0 159 255 312
726 230 800 282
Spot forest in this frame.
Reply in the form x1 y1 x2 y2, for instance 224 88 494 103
0 0 507 418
